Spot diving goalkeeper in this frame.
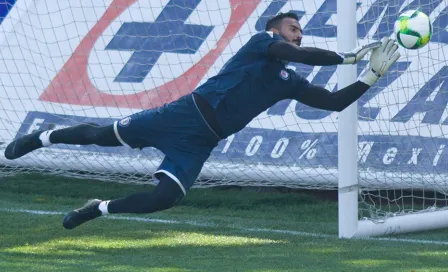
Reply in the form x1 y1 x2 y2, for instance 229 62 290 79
4 12 400 229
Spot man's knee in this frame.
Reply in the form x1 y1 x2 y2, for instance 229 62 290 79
155 192 183 211
153 173 185 211
83 124 120 146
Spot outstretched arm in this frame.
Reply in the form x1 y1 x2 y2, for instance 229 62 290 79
268 42 343 66
295 82 370 112
293 37 400 112
268 41 381 66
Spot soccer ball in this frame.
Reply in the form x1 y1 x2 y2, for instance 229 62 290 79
394 10 432 50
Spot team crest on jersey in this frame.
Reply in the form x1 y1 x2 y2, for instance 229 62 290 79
279 69 290 80
119 117 131 127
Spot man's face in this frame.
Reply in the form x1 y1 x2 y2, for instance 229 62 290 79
277 17 303 46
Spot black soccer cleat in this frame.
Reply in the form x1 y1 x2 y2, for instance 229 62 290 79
4 130 45 160
63 199 102 230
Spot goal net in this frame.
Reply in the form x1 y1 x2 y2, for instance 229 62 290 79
0 0 447 236
352 0 448 236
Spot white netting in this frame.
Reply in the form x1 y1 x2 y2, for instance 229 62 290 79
0 0 447 220
356 0 448 220
0 0 340 188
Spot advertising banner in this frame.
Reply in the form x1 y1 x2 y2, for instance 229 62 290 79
1 0 447 188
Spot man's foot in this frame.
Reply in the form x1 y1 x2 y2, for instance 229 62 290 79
4 130 45 160
63 199 102 229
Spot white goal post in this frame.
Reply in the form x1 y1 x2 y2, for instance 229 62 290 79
1 0 448 237
337 0 448 237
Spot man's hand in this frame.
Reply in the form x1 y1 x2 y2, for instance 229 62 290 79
358 37 401 86
340 41 382 64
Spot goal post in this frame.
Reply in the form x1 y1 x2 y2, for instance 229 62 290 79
337 0 448 237
337 0 359 238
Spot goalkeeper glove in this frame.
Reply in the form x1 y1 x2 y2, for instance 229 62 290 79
358 37 401 86
340 41 382 64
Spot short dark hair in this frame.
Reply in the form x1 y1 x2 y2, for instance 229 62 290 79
265 12 299 31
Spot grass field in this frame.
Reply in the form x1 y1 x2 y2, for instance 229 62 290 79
1 174 448 271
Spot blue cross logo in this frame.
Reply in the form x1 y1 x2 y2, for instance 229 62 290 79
106 0 214 83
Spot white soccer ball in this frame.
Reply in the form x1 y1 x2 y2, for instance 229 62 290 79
394 10 432 50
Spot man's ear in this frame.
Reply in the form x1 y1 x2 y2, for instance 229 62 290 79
269 28 279 34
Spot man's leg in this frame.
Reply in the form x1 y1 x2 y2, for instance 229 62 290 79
49 123 121 146
4 123 121 159
62 173 185 229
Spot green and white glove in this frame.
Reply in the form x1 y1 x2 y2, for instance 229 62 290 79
358 37 401 86
340 41 382 64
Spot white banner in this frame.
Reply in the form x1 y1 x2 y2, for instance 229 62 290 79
1 0 447 188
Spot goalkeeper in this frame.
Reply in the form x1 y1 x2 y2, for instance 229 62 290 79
4 12 400 229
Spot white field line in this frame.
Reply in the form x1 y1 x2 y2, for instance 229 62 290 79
1 207 448 246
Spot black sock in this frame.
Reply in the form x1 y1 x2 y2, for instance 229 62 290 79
107 174 184 214
50 124 121 146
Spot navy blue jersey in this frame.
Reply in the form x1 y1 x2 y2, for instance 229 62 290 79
194 31 311 137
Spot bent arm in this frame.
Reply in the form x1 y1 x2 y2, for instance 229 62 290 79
268 41 344 66
294 81 370 112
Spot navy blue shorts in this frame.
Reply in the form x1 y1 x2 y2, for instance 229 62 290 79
113 94 220 194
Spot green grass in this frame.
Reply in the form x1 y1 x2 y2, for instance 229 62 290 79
1 174 448 271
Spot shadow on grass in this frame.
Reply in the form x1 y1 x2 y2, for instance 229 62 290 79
2 174 448 271
1 212 448 272
0 173 338 223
